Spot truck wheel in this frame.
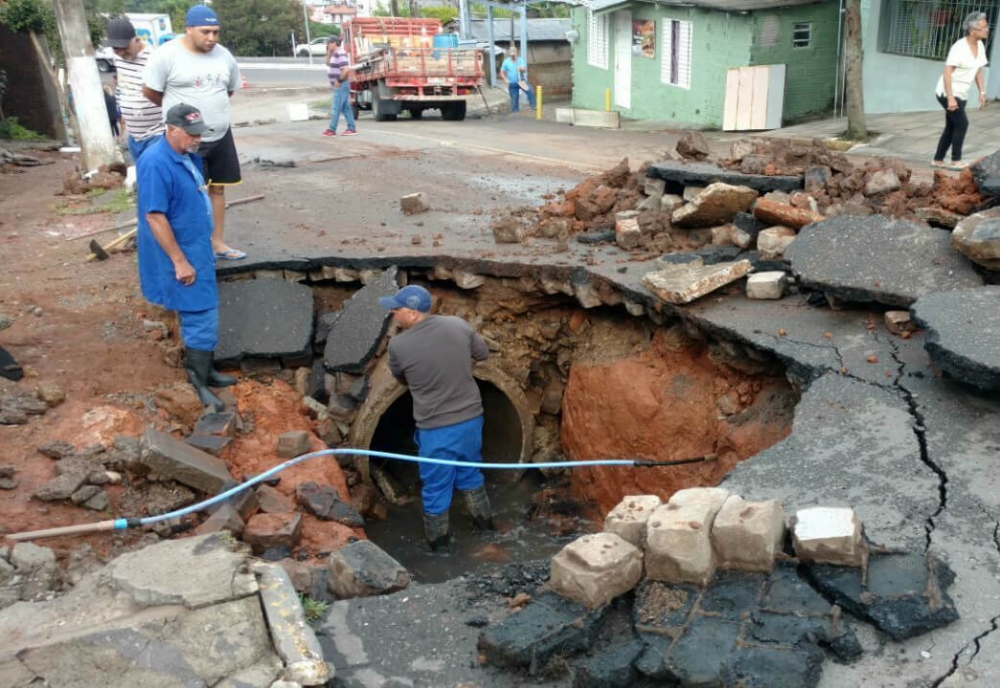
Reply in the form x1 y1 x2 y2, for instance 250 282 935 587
352 104 361 121
372 99 396 122
441 101 466 122
408 108 423 120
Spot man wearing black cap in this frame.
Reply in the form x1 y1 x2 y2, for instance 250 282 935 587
379 284 494 550
136 103 236 412
143 5 245 262
105 17 164 162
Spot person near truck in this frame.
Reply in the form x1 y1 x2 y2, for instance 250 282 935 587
323 35 358 137
137 103 236 412
500 46 535 113
105 17 164 162
379 284 495 550
142 5 246 261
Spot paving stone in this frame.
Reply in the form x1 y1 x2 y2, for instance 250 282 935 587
792 506 866 567
603 494 662 547
647 160 802 194
277 430 311 458
242 512 303 555
760 562 832 615
786 215 983 308
746 271 789 300
911 286 1000 390
884 310 916 335
140 428 234 495
477 591 608 671
323 266 398 374
256 484 297 513
193 412 238 437
721 644 825 688
296 481 364 526
549 532 643 609
646 498 724 585
712 495 785 571
216 279 314 364
326 540 409 599
757 226 797 259
614 216 641 250
643 259 752 305
803 552 959 641
672 182 758 228
569 636 643 688
748 610 863 663
638 615 742 683
644 177 666 197
699 569 765 620
195 503 245 537
215 486 259 521
400 192 430 215
184 434 232 457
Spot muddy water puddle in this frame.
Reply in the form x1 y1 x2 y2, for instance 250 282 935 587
364 469 595 584
465 173 573 204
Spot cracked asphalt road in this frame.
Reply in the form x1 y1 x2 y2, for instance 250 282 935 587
223 104 1000 687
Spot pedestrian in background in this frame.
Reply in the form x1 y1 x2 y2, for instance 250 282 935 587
323 35 358 137
137 104 236 412
106 17 164 162
932 12 990 171
379 284 494 550
500 46 535 114
143 4 246 261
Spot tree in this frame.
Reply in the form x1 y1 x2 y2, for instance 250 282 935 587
844 0 866 140
209 0 305 57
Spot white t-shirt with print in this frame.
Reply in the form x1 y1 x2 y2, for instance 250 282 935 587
935 38 988 100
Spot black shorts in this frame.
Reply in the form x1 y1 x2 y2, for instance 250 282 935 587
198 127 242 186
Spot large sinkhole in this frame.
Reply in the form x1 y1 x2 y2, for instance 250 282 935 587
315 275 797 582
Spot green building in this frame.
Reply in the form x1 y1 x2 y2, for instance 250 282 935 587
569 0 841 129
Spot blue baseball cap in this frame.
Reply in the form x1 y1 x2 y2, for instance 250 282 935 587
185 5 219 27
379 285 432 313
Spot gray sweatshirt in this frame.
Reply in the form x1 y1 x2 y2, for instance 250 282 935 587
387 315 489 429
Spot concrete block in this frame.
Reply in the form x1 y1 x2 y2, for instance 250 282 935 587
757 226 798 259
604 495 662 547
195 502 245 537
184 434 232 457
746 271 789 300
615 218 642 250
277 430 311 459
326 540 410 599
255 562 332 685
645 488 730 585
400 192 430 215
712 495 786 572
243 512 303 554
141 428 234 495
683 185 705 202
643 260 752 305
660 194 684 213
549 532 644 609
453 269 485 290
644 177 666 198
792 507 866 567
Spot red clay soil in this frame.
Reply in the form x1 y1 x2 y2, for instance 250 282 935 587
561 329 795 517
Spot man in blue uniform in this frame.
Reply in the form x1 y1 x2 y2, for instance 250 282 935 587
380 284 494 550
137 103 235 411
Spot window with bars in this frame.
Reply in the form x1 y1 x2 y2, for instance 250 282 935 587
587 10 609 69
793 22 812 48
661 18 693 89
879 0 998 60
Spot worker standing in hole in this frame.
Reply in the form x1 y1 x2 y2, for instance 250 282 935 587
379 284 494 550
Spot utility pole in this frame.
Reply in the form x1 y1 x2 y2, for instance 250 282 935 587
844 0 867 140
51 0 123 171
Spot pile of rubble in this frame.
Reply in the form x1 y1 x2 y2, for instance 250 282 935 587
491 134 995 257
478 488 959 687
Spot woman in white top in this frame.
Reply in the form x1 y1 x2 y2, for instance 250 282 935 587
932 12 990 171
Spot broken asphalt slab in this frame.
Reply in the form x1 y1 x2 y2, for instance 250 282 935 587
911 286 1000 391
216 278 314 365
323 265 398 374
646 160 803 194
785 215 983 308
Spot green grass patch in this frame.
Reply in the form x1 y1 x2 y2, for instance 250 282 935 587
299 595 330 622
0 117 43 140
56 188 134 216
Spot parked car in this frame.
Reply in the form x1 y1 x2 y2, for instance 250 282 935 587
295 37 331 57
96 46 117 72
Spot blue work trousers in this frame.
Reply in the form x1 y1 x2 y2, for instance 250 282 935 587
508 82 536 112
415 415 485 515
329 80 356 132
178 307 219 350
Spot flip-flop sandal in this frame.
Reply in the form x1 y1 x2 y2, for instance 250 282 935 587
930 160 947 168
945 162 969 171
214 248 247 260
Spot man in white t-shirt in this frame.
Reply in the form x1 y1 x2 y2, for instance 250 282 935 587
932 12 990 171
143 5 246 261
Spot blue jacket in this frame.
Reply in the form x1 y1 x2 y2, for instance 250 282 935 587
136 137 217 312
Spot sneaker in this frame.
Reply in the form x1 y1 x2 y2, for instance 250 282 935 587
322 129 336 137
341 129 358 136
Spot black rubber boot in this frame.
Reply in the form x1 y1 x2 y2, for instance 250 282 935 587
205 351 236 388
184 348 225 412
460 486 496 531
423 511 451 551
